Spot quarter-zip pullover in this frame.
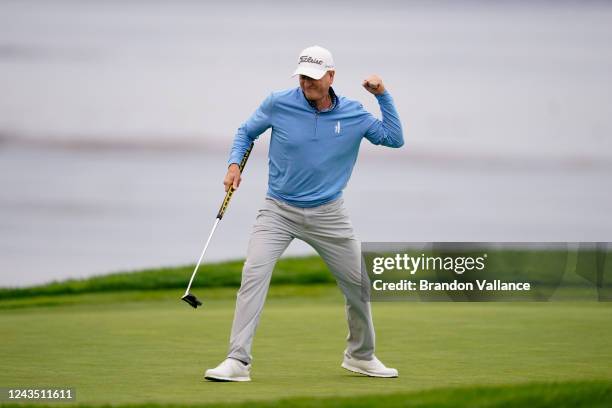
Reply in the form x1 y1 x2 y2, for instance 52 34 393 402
228 87 404 207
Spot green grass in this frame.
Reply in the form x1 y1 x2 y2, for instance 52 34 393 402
2 248 608 302
0 256 333 300
1 285 611 406
1 256 611 407
1 381 611 407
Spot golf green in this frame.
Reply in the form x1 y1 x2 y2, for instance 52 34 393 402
1 285 611 406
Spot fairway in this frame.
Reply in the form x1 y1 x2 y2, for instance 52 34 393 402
1 285 611 406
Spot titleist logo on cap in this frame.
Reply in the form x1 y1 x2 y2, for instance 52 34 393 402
299 55 323 65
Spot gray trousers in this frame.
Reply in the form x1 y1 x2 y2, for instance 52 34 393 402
227 196 375 364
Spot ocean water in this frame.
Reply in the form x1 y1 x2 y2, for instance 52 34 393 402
1 144 610 287
1 1 611 286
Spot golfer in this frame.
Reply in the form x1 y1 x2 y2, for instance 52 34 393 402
205 45 404 381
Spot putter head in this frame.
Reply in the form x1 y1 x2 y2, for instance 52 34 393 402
181 293 203 309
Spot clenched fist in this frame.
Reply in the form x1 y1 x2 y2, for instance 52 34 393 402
362 74 386 95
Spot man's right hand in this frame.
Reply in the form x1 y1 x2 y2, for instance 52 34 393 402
224 163 242 192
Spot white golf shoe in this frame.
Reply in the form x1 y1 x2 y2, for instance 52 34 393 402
204 358 251 382
341 354 399 378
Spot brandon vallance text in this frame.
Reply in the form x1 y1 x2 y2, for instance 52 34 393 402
372 280 531 292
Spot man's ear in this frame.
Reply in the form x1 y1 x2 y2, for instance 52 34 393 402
328 70 335 84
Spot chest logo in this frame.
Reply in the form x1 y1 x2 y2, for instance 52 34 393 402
334 121 341 134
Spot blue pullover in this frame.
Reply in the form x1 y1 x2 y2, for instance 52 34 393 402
228 87 404 207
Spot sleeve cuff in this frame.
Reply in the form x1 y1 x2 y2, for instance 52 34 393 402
227 155 242 166
375 90 392 101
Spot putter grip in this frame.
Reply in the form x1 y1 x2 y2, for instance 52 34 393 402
216 142 254 219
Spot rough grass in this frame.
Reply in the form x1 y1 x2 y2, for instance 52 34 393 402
1 381 611 407
1 249 608 301
0 256 333 300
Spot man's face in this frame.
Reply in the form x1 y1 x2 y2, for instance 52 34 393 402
299 71 335 101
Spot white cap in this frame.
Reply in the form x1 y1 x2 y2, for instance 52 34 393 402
291 45 335 80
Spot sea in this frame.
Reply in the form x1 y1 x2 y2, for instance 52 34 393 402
1 0 611 286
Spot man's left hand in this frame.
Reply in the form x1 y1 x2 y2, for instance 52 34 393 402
362 74 386 95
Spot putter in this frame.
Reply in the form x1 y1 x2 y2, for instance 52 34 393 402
182 142 254 309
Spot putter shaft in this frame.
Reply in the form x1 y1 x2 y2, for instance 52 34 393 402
184 218 220 296
182 142 254 307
